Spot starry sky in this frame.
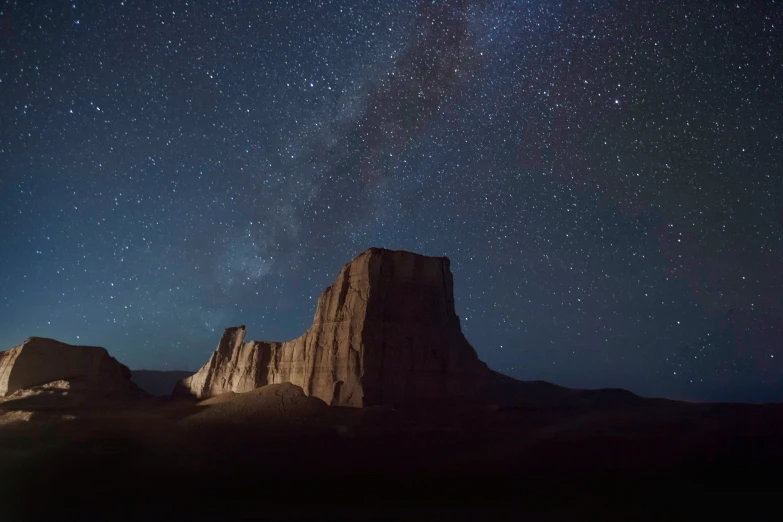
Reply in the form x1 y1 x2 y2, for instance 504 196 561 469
1 0 781 402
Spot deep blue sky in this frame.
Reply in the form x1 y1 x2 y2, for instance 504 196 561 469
1 0 781 402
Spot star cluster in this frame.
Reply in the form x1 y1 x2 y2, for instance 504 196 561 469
1 0 781 401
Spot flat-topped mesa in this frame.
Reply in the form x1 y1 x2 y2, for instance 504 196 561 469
0 337 136 397
313 247 461 327
175 248 490 407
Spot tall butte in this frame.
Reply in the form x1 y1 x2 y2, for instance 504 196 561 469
175 248 491 407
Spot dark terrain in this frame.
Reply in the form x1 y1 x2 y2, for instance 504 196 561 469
1 381 782 521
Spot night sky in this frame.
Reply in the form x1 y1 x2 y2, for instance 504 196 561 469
1 0 781 402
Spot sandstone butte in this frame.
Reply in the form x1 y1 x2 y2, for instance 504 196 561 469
0 336 135 397
175 248 493 407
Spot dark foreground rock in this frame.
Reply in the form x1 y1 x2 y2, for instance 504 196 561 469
1 384 782 521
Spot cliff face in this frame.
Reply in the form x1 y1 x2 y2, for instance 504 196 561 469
0 337 135 397
175 248 489 407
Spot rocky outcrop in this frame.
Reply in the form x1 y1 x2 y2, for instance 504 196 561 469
0 337 136 397
175 248 490 407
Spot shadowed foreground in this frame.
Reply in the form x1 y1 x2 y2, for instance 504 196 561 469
1 383 782 521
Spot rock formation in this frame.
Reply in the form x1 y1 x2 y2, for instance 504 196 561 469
175 248 490 406
0 337 136 397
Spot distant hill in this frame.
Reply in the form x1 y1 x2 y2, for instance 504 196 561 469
131 370 193 397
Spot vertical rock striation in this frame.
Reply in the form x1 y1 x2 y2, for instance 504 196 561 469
175 248 489 407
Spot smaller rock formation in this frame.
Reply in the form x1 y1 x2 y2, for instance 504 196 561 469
0 337 136 397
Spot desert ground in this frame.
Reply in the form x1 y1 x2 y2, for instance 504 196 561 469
1 379 782 521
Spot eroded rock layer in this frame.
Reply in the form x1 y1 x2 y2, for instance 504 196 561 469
0 337 135 397
175 248 490 406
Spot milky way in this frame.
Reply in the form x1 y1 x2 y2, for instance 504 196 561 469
1 0 781 401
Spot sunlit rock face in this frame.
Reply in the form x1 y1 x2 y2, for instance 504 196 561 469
0 337 135 397
175 248 489 407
